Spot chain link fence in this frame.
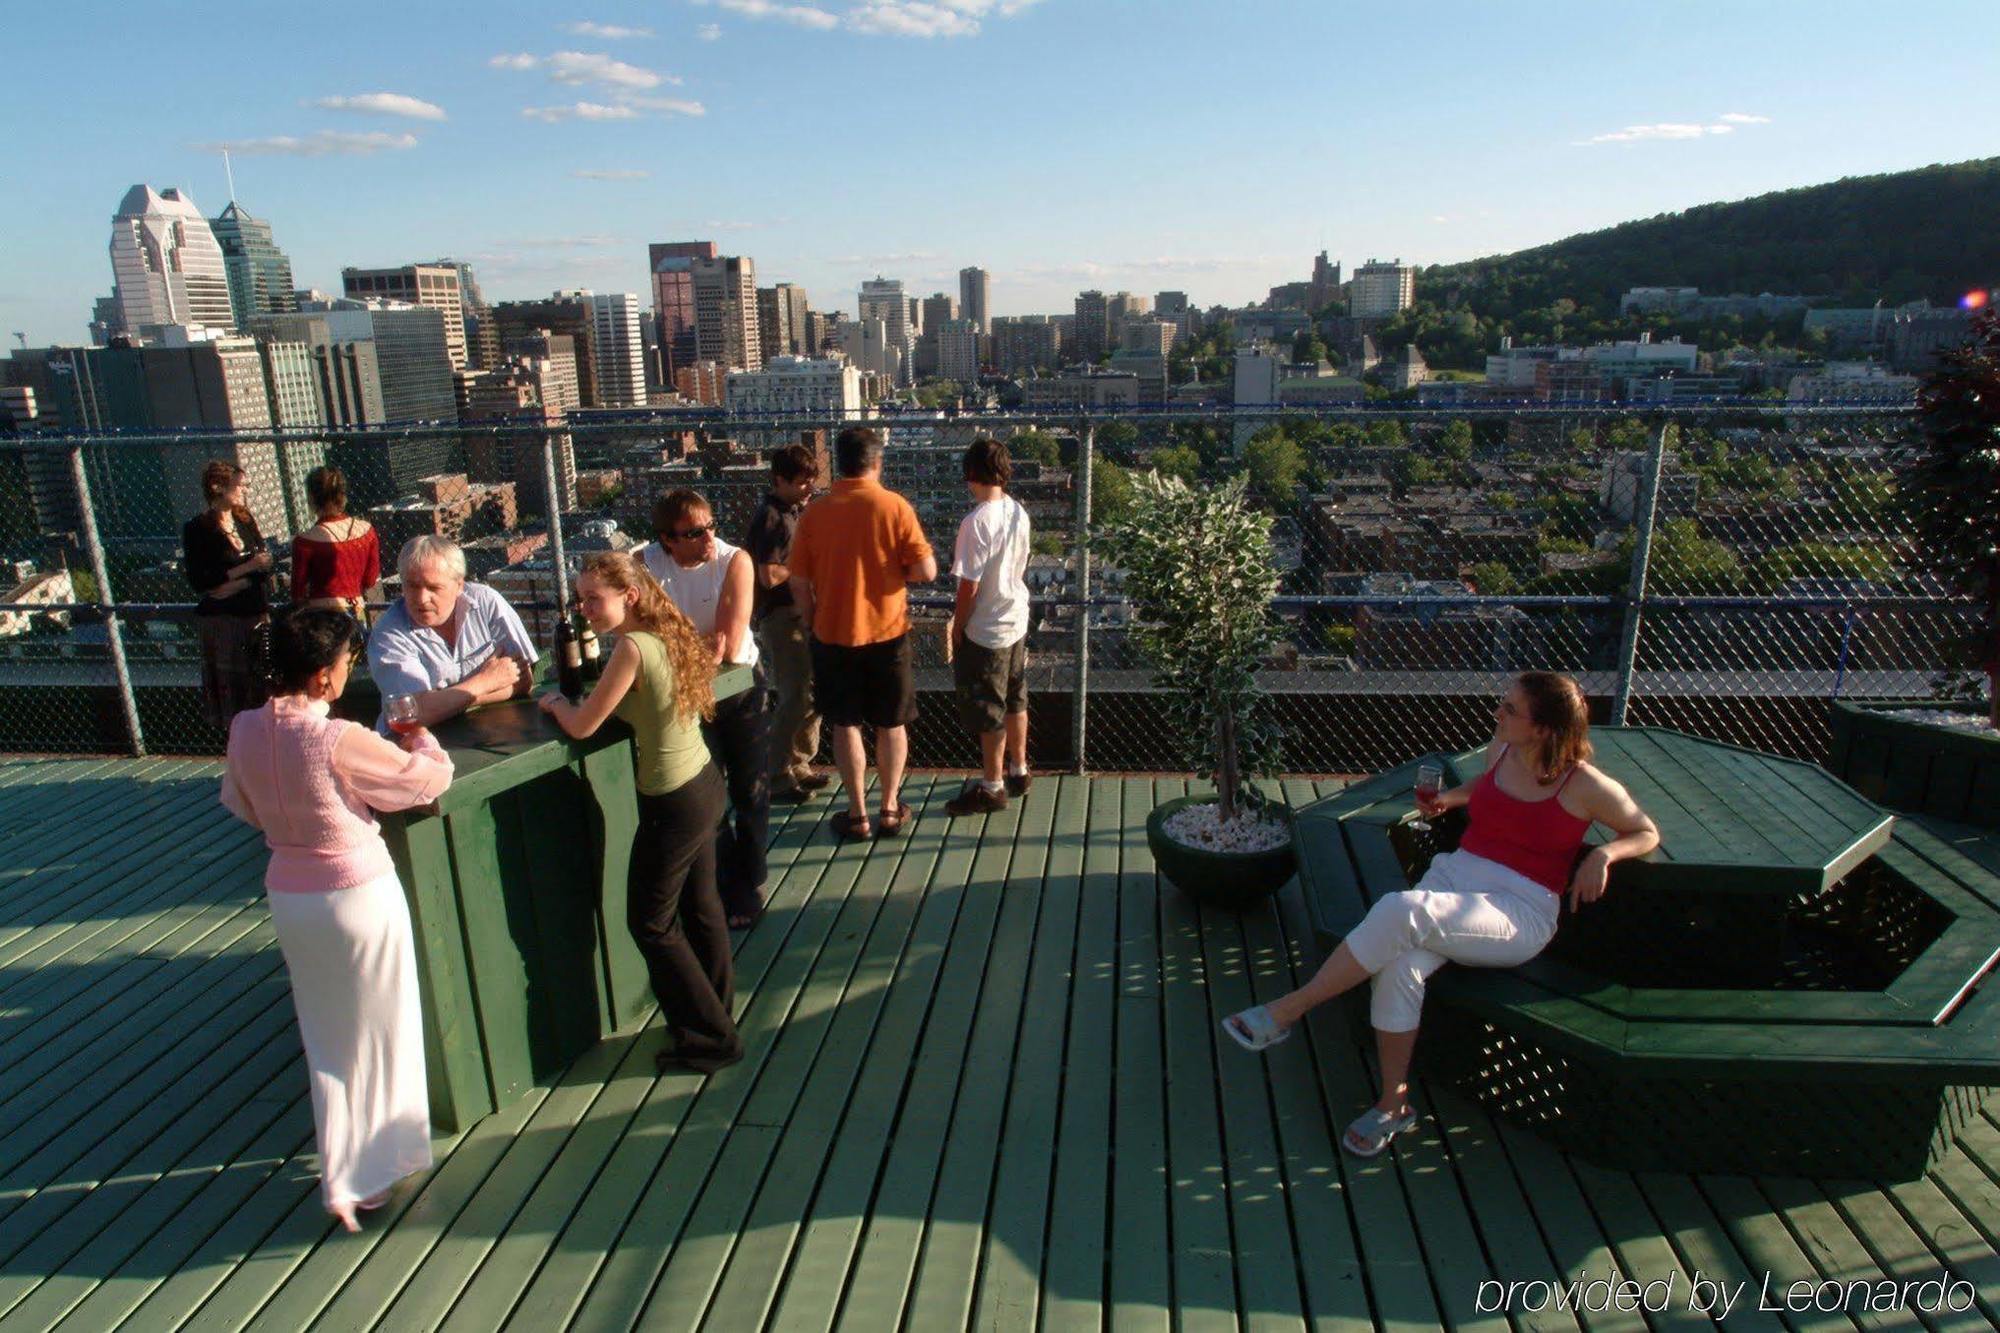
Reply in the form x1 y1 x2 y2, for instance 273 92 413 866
0 405 1976 772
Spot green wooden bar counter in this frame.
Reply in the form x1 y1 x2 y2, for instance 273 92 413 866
377 664 754 1132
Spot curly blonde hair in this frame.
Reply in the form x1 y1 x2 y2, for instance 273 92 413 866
581 552 716 726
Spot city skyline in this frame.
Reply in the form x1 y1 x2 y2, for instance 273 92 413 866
5 1 1997 346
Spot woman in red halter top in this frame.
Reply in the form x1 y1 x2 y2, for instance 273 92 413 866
1223 671 1659 1157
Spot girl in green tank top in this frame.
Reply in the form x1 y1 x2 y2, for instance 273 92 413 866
538 556 718 780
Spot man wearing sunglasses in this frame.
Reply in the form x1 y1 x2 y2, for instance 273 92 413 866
638 488 771 929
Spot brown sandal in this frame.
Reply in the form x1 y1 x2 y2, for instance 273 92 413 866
832 810 873 841
876 803 913 837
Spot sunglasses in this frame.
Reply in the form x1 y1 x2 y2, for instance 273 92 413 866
667 524 713 541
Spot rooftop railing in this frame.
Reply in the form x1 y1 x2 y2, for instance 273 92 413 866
0 401 1976 771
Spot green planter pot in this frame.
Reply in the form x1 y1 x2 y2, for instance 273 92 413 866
1828 699 2000 829
1145 795 1297 911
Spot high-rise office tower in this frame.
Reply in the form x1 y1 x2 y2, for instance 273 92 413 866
936 318 981 383
959 267 990 335
756 283 810 361
588 293 647 408
108 185 236 334
692 255 761 370
859 277 912 385
1072 290 1111 364
433 259 502 370
494 294 600 407
648 240 718 382
340 263 469 367
1308 251 1343 311
211 202 297 330
921 292 957 337
1350 259 1415 319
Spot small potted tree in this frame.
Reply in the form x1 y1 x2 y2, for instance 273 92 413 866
1831 306 2000 825
1098 470 1295 908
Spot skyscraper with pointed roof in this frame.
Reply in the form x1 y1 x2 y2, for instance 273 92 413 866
211 201 297 331
108 185 235 335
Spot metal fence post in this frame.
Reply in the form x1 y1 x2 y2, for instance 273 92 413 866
1608 419 1670 726
541 428 570 612
67 445 146 756
1071 417 1094 774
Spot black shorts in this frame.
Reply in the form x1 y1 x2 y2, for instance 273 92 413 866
811 634 918 729
953 635 1027 733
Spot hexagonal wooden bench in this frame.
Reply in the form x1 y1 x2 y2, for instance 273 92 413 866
1295 726 2000 1181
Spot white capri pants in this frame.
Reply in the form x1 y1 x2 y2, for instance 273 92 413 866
1341 849 1561 1033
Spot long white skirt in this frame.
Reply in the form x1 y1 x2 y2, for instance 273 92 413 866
267 870 433 1210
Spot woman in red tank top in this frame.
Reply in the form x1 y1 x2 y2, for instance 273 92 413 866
292 466 381 622
1223 672 1659 1157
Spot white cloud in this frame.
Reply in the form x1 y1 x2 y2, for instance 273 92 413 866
309 92 447 121
565 21 654 37
490 50 667 90
572 168 651 179
693 0 840 30
1577 112 1771 145
696 21 722 38
846 0 1042 37
618 95 706 115
196 130 419 156
522 102 639 121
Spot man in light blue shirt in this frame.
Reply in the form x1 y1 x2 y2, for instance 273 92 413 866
367 535 538 734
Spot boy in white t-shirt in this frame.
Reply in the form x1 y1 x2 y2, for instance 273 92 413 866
944 437 1033 816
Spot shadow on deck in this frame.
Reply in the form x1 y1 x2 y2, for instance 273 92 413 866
0 759 1997 1332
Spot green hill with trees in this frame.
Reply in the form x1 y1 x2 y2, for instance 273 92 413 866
1372 158 2000 369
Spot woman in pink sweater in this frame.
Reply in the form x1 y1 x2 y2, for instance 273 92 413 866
221 608 453 1232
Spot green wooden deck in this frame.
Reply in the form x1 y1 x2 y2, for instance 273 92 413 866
3 758 2000 1332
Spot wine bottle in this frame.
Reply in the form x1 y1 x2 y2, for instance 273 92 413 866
578 607 602 683
555 608 583 702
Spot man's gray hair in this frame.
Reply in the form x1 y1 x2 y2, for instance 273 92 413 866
399 534 467 583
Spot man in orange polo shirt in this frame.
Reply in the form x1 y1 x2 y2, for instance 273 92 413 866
787 425 938 840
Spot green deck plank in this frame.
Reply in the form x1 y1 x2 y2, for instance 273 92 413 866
37 1118 316 1333
1035 777 1120 1333
969 774 1093 1333
183 1090 554 1333
0 1019 302 1314
496 792 859 1333
417 785 840 1333
1250 777 1375 1333
1693 1177 1855 1333
0 847 267 1023
1755 1176 1927 1333
568 778 945 1333
1618 731 1787 867
297 1028 646 1333
0 774 250 966
901 777 1060 1333
1879 1176 2000 1326
631 781 962 1333
672 779 963 1333
1626 1173 1789 1333
1822 1177 1996 1333
1106 776 1173 1333
1560 1161 1712 1333
0 759 199 902
1478 1122 1650 1333
1197 892 1315 1333
751 793 986 1333
0 921 281 1121
0 1091 311 1331
1270 852 1445 1333
824 785 1037 1333
0 980 294 1201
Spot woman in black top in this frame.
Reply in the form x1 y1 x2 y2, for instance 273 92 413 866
183 459 274 727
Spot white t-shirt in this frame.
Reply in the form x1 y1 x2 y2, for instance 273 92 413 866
637 538 760 669
951 494 1031 650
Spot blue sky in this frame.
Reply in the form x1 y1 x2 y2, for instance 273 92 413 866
5 1 1995 346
